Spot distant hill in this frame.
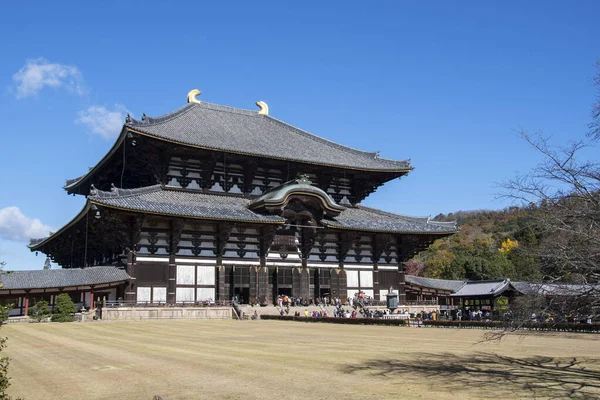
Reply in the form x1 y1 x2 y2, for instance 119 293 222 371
410 207 542 281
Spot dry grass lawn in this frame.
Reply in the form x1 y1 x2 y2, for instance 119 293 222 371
3 320 600 400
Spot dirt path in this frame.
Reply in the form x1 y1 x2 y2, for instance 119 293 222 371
4 320 600 399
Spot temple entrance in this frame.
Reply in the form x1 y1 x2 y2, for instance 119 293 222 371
233 287 250 304
228 266 250 304
277 287 292 297
313 268 331 300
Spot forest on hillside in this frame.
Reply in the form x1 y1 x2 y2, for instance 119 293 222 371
408 207 546 282
409 61 599 286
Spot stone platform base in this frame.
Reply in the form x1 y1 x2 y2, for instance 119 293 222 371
401 305 443 314
100 306 232 321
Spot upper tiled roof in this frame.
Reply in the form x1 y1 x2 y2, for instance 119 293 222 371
323 206 459 234
125 102 411 172
405 275 465 292
0 267 130 290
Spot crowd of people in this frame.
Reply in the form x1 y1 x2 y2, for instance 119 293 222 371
275 295 350 308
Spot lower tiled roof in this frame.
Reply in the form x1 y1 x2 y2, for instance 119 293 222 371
405 275 465 292
91 185 285 224
324 206 459 234
90 186 458 234
450 279 515 297
0 267 130 290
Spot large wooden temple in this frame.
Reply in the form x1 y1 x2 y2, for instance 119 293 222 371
29 90 458 305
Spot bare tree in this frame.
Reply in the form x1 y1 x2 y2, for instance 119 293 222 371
491 64 600 336
503 131 600 283
589 60 600 140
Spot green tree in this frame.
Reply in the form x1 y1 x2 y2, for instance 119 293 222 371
29 300 51 322
51 294 77 322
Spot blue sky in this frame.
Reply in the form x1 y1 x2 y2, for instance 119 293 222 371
0 1 598 270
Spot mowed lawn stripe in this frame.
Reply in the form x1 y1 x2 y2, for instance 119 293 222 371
3 320 600 400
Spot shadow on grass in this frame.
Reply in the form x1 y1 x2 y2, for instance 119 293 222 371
342 353 600 399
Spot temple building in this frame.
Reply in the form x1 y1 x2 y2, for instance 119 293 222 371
28 90 459 306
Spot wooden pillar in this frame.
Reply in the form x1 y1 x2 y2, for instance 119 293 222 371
24 293 30 317
272 267 279 303
371 235 380 300
89 286 95 309
399 263 406 305
257 267 269 305
249 266 257 304
168 255 176 304
292 268 310 300
338 269 347 302
217 266 226 302
125 252 136 303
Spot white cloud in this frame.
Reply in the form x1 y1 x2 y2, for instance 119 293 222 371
0 207 54 242
12 58 85 98
75 105 129 139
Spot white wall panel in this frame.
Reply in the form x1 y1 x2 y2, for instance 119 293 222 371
176 287 195 302
197 288 215 301
346 270 359 287
153 287 167 303
360 271 373 288
137 287 151 303
196 266 215 285
177 265 195 284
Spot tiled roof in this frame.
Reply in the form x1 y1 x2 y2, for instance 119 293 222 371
126 102 411 172
513 282 600 296
405 275 465 292
89 185 458 234
323 206 459 234
0 267 130 290
90 185 285 223
450 279 518 297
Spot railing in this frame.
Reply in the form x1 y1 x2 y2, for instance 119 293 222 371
404 300 439 306
231 302 242 320
101 300 234 308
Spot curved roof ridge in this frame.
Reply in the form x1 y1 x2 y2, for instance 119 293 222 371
127 101 259 127
127 103 195 127
264 114 410 166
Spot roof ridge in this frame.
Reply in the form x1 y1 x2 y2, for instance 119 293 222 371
127 101 260 128
2 266 122 274
127 103 196 127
